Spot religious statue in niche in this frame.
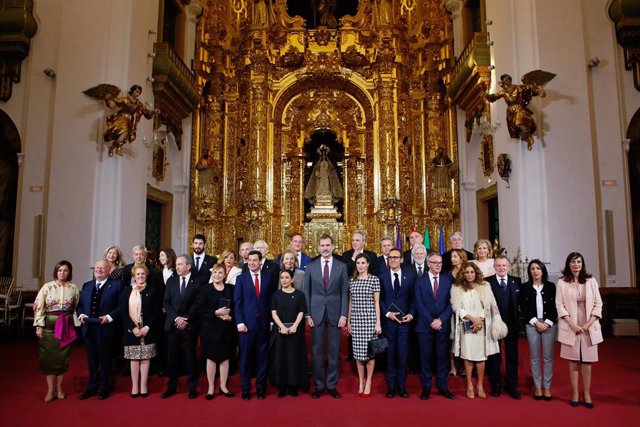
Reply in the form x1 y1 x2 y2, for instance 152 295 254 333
428 146 456 197
486 70 555 150
312 0 337 28
83 84 160 157
304 144 343 204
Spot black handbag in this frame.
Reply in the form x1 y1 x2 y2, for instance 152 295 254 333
367 336 388 358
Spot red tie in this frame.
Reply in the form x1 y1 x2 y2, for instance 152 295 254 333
254 273 260 298
323 261 330 289
433 276 439 298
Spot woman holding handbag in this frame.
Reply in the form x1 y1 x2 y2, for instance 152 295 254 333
347 253 382 397
556 252 603 409
451 262 506 399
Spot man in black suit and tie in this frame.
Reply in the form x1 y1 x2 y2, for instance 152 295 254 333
373 235 394 276
162 254 202 399
275 233 312 270
121 244 162 287
342 230 378 277
414 252 455 400
487 255 522 399
441 231 474 272
191 234 217 282
402 231 423 265
378 248 415 398
77 259 123 400
234 250 278 400
237 241 253 268
304 234 349 399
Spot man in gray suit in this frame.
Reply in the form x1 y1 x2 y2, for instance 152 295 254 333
304 234 349 398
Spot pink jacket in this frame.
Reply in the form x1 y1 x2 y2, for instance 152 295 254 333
555 277 603 346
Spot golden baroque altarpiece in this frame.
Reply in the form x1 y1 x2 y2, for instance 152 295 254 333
190 0 460 256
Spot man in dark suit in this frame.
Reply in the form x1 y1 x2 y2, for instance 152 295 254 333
237 241 253 268
275 233 312 270
373 235 394 276
304 234 349 399
77 259 123 400
414 252 455 400
191 234 217 282
402 231 423 265
487 255 522 399
121 244 162 287
234 250 277 400
162 254 202 399
441 231 474 272
378 248 415 398
342 230 378 276
249 239 280 284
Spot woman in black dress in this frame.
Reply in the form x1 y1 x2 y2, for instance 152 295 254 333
197 264 236 400
119 264 159 397
270 269 309 397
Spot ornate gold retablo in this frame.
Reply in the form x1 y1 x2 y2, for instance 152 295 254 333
191 0 460 256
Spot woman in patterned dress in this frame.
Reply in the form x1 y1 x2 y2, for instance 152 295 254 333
119 264 159 398
556 252 603 409
347 253 382 397
34 260 80 402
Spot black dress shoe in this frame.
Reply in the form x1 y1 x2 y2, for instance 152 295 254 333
242 390 251 400
161 389 176 399
79 390 97 400
491 390 501 398
312 389 324 399
140 392 148 398
570 400 580 407
290 389 299 397
420 389 431 400
398 388 409 398
257 390 266 399
583 401 594 409
438 389 455 399
97 391 109 400
507 389 521 400
188 390 197 399
278 389 287 398
206 394 214 400
219 389 235 398
327 389 341 398
386 387 396 398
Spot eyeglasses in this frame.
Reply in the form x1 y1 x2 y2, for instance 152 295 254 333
387 256 402 260
428 261 443 265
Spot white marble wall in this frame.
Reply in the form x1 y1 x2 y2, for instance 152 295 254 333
5 0 195 288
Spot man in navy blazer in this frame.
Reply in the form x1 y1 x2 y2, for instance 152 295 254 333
487 255 522 399
275 233 311 270
378 248 415 398
414 252 455 400
190 234 217 282
234 250 277 400
373 235 394 276
162 254 203 399
77 259 122 400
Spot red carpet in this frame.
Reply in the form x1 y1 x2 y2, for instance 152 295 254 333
1 337 639 427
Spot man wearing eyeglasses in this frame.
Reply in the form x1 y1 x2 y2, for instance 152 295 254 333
378 248 415 398
414 252 455 400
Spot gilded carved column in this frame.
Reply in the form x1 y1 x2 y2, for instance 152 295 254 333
377 78 398 200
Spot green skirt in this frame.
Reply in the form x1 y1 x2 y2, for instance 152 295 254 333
38 314 71 375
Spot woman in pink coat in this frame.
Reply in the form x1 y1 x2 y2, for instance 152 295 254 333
556 252 603 409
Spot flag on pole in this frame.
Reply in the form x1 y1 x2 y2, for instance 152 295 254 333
423 224 431 250
438 223 445 254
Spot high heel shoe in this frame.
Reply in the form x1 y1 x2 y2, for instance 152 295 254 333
361 392 371 398
44 393 55 403
583 394 594 409
466 386 475 400
219 389 235 398
140 392 149 398
57 391 66 400
131 393 140 399
477 388 486 399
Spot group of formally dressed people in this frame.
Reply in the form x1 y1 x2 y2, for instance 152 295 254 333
34 230 603 409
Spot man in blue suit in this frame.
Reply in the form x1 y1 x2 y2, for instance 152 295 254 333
77 259 122 400
235 250 277 400
275 233 311 270
378 248 415 398
414 252 455 400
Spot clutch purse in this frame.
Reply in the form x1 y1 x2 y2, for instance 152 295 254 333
218 298 231 309
463 320 474 332
388 303 406 319
367 336 389 359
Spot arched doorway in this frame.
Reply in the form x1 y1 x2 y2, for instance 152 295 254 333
627 107 640 282
0 110 20 276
